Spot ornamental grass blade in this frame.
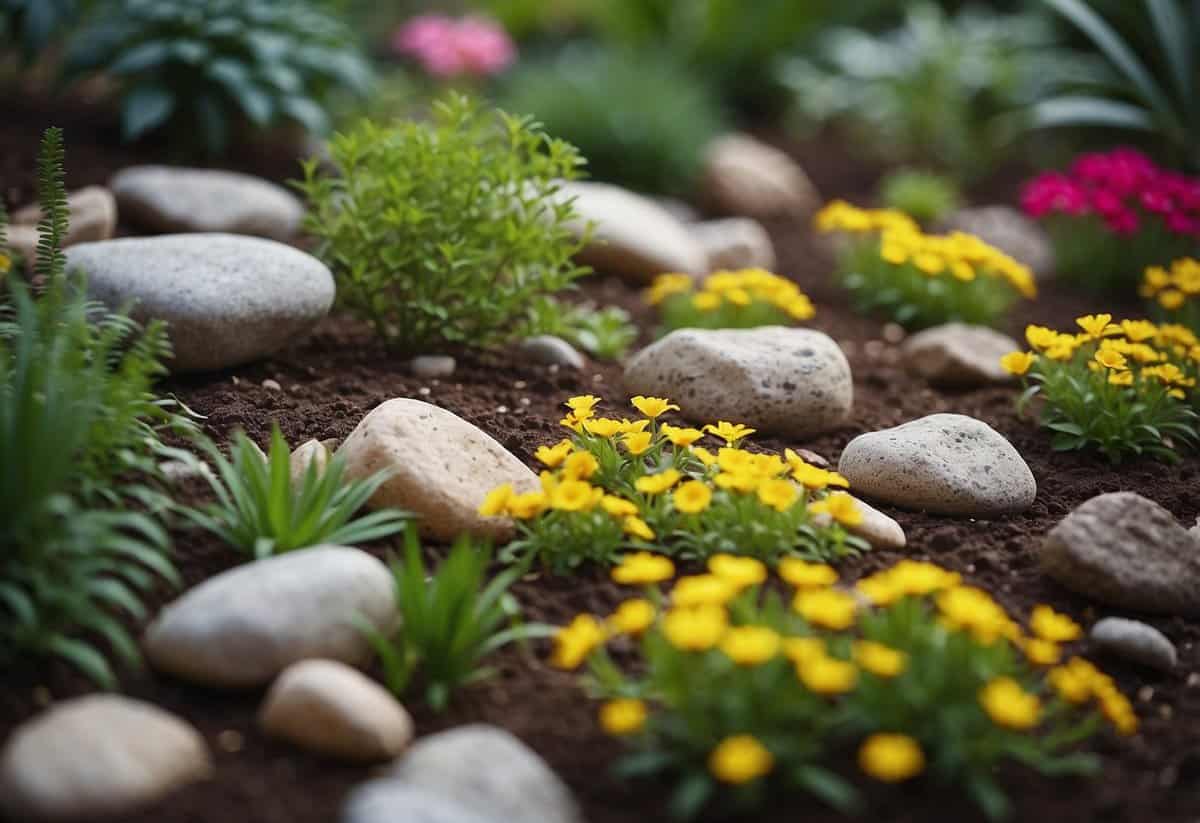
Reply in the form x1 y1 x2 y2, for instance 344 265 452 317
1031 96 1156 131
1147 0 1195 109
47 636 117 690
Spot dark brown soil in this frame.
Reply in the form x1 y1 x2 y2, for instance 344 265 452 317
2 92 1199 823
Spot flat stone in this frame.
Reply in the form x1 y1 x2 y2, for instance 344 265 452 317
10 186 118 269
143 546 396 687
0 695 211 822
1041 492 1200 617
343 783 495 823
623 326 852 438
557 181 706 282
938 205 1054 277
517 335 586 370
259 659 413 761
811 495 906 550
337 398 539 542
838 414 1036 517
701 133 819 219
1091 617 1177 671
410 355 456 379
67 234 335 372
693 217 776 272
902 323 1020 387
110 166 304 241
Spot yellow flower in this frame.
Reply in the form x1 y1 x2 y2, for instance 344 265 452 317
599 699 647 736
708 554 767 588
808 492 863 527
1026 324 1059 350
635 469 682 495
913 251 945 275
1029 604 1081 642
852 640 907 678
617 418 651 435
559 412 584 433
979 677 1041 730
1000 351 1035 376
782 636 825 665
779 558 838 588
1108 370 1134 387
645 272 694 305
794 587 858 630
703 421 756 446
1076 313 1118 339
672 574 740 607
692 291 722 312
858 734 925 783
1120 319 1158 342
0 252 10 274
631 395 680 419
1022 637 1061 666
478 483 513 517
551 480 599 512
565 395 600 420
1094 349 1128 371
708 735 774 784
756 478 798 512
937 586 1017 644
551 614 607 669
507 491 548 519
623 516 655 541
1160 290 1186 310
600 495 639 518
661 424 704 447
612 552 674 585
535 440 574 468
608 599 656 636
583 417 622 438
672 480 713 514
797 655 858 695
690 446 718 467
562 450 599 481
663 604 728 651
720 625 782 666
1047 662 1092 704
713 470 760 493
623 430 653 455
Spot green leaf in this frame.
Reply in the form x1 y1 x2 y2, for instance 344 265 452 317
1031 96 1156 131
121 84 175 140
47 636 117 690
1146 0 1195 109
109 40 170 74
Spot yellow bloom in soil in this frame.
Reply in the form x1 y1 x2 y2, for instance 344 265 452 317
672 574 740 608
673 480 713 514
709 735 774 784
1029 604 1082 642
853 640 907 678
690 446 718 467
717 447 755 474
708 554 767 589
0 252 10 274
534 440 574 468
507 491 548 520
714 470 760 494
692 291 722 312
858 734 925 783
663 604 728 651
1000 351 1035 376
779 558 838 588
1160 290 1186 310
635 469 682 495
562 450 599 481
645 272 695 305
1076 313 1118 339
600 495 639 518
599 699 647 736
478 483 513 517
661 424 704 447
808 491 863 527
794 587 858 630
612 552 674 585
551 480 599 513
608 599 657 636
1022 637 1061 666
1026 324 1059 350
798 655 858 695
565 394 600 420
623 431 653 456
551 614 607 669
622 516 656 541
617 418 651 434
630 395 680 419
979 677 1041 730
1108 370 1134 387
703 421 757 446
583 417 622 438
756 478 798 512
782 636 825 665
1094 349 1128 371
1047 661 1092 704
720 625 782 666
1121 319 1159 342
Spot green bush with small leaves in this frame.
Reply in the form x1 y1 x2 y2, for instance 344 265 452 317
526 298 638 361
879 169 963 225
298 93 589 353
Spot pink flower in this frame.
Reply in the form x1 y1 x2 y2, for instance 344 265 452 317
391 14 515 78
1167 211 1200 236
1091 188 1124 216
1104 208 1140 235
1140 187 1175 215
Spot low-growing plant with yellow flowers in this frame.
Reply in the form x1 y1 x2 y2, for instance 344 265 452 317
1141 257 1200 337
552 556 1135 820
483 395 868 573
1001 313 1199 462
815 200 1036 330
645 269 816 333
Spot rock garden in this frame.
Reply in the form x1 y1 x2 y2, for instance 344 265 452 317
1 2 1198 823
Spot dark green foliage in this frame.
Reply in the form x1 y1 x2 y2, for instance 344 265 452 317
65 0 373 155
525 297 637 361
0 0 83 63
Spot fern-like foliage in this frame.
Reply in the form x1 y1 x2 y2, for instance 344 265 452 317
33 126 69 283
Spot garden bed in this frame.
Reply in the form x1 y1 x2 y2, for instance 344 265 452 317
1 100 1198 823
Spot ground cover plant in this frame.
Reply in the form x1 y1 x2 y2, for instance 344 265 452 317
1142 257 1200 334
645 269 816 334
526 298 638 361
878 169 962 225
816 200 1037 330
555 557 1133 820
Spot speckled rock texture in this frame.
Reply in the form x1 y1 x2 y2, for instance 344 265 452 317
1090 617 1177 671
1041 492 1200 617
110 166 305 240
901 323 1020 387
623 326 853 438
701 133 820 219
337 398 539 542
838 413 1036 517
693 217 776 271
9 186 117 268
938 205 1054 277
67 234 335 372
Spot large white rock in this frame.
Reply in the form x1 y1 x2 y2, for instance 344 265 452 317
110 166 305 240
67 234 335 372
902 323 1021 387
337 398 539 542
838 414 1036 517
1041 492 1200 617
143 546 396 687
0 696 211 822
344 784 495 823
10 186 118 268
557 181 706 282
259 659 413 761
693 217 777 272
700 133 819 219
623 326 853 438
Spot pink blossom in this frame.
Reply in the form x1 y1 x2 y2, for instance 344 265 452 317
1104 209 1139 235
1167 212 1200 236
1140 188 1175 215
391 14 515 78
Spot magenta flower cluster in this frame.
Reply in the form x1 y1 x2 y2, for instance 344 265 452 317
392 14 516 78
1021 148 1200 238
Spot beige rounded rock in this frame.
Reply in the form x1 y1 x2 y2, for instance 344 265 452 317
813 496 906 551
259 660 413 761
902 323 1020 387
693 217 777 272
0 695 211 822
701 133 819 219
290 438 332 486
337 398 539 542
10 187 118 270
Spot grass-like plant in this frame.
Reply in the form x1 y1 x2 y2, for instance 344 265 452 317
185 424 409 560
298 93 589 353
816 200 1037 330
1142 257 1200 334
1003 314 1199 463
358 525 553 712
879 169 962 225
645 269 815 334
555 558 1131 821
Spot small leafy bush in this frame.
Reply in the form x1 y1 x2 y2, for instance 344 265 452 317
486 395 869 574
1 0 83 63
359 525 553 712
816 201 1036 330
1002 313 1199 463
499 45 726 195
298 93 589 353
185 424 409 560
525 298 638 362
1021 148 1200 293
65 0 373 154
1142 257 1200 335
879 169 962 224
645 269 815 334
554 558 1133 821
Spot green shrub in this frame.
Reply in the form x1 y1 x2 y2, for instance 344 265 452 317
0 0 84 63
65 0 373 155
525 298 637 361
298 93 589 353
879 169 962 224
499 45 726 195
183 424 410 560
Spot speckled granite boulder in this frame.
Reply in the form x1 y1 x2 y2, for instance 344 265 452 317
693 217 776 271
838 414 1036 517
701 133 819 219
901 323 1020 387
623 326 853 438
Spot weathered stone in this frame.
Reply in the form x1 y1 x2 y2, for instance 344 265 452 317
410 355 456 379
939 205 1054 277
701 133 819 219
289 439 332 485
1090 617 1177 671
693 217 776 272
517 335 586 370
343 783 494 823
811 495 906 550
10 187 118 269
901 323 1020 387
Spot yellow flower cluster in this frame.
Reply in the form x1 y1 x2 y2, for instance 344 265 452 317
815 200 920 235
1141 257 1200 310
645 268 816 322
